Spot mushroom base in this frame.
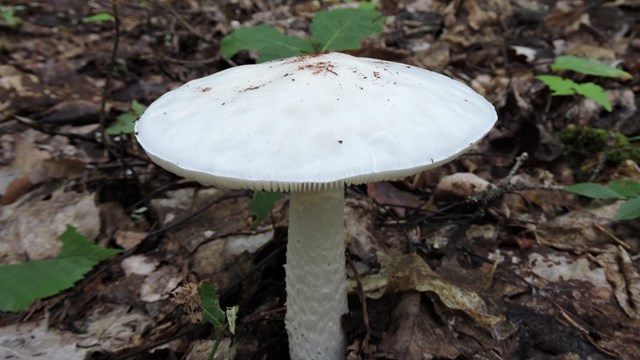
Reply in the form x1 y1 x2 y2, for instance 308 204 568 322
285 188 348 360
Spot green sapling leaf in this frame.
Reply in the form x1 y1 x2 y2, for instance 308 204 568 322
198 282 226 328
608 179 640 198
220 24 314 63
107 100 146 135
249 191 283 226
572 82 611 112
82 12 114 23
311 8 384 52
536 75 577 96
616 197 640 221
551 55 632 80
536 75 612 111
1 6 24 28
565 183 622 199
226 305 239 335
0 225 120 312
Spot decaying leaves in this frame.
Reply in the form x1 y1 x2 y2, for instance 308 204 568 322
352 252 516 339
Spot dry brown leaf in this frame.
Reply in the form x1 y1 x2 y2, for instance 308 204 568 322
114 230 147 250
0 191 100 261
354 252 516 338
171 282 203 323
378 292 463 359
0 320 89 359
544 0 587 32
75 305 154 352
464 0 498 30
433 172 490 203
538 210 614 253
596 246 640 319
367 181 420 217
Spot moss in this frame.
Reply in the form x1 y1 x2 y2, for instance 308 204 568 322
559 127 640 178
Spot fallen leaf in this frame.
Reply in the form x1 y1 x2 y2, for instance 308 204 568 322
0 191 101 262
354 252 515 337
367 181 420 217
0 320 89 359
433 172 490 203
378 292 462 359
596 246 640 319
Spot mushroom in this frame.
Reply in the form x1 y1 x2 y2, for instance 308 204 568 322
135 52 497 360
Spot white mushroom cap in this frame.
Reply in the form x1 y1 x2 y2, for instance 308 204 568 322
135 52 496 192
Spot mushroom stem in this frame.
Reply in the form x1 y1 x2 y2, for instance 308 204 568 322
286 187 348 360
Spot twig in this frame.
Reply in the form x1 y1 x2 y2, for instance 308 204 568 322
593 223 632 250
98 0 121 145
13 115 99 144
504 152 528 183
72 191 250 296
347 253 371 357
468 152 565 210
152 0 211 42
160 54 219 65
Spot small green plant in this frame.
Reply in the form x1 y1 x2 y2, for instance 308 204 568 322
107 100 146 135
537 55 632 112
0 225 121 312
566 179 640 220
0 5 24 28
220 6 384 63
199 282 239 360
249 191 282 227
82 11 114 23
130 206 148 223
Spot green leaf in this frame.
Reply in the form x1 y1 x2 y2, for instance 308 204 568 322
1 6 23 28
536 75 577 96
130 100 146 115
573 82 612 112
608 179 640 198
311 8 384 52
0 225 120 312
551 55 632 80
616 197 640 221
107 113 136 135
566 183 623 199
358 2 380 10
220 24 314 63
82 12 114 23
198 282 226 329
536 75 612 111
249 191 283 227
107 100 146 135
226 305 239 335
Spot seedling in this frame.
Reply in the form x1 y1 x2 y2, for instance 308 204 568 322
172 282 238 360
199 283 238 360
537 55 632 112
130 206 148 223
220 6 384 63
566 179 640 220
0 5 24 28
107 100 146 136
82 12 114 24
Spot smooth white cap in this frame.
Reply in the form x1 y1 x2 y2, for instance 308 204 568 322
135 52 497 192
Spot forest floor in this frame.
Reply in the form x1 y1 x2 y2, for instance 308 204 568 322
1 0 640 359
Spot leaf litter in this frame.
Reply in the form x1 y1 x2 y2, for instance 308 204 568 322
0 0 639 359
